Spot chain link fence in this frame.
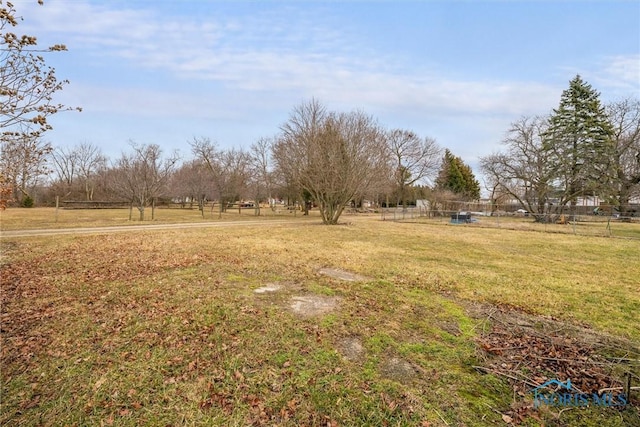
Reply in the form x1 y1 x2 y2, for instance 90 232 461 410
379 206 640 240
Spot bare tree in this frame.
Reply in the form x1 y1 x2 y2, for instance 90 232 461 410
75 142 106 201
273 99 388 225
111 143 179 220
50 142 106 200
0 127 51 204
49 146 77 198
386 129 441 208
249 137 275 215
190 137 250 219
606 98 640 216
480 116 565 222
169 159 210 213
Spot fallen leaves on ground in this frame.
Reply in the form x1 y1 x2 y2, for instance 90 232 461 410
474 306 640 424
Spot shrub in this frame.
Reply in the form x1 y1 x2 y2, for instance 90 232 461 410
21 196 34 208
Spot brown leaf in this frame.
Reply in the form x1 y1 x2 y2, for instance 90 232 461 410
94 376 107 391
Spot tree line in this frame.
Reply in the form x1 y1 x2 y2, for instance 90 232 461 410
1 97 483 224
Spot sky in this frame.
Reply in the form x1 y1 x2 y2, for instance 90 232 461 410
16 0 640 181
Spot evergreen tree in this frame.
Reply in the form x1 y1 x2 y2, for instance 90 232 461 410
543 75 614 213
435 149 480 200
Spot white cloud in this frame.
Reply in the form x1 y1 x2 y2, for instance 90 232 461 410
20 0 636 169
597 54 640 93
23 0 562 121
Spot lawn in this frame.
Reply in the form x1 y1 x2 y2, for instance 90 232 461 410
1 210 639 426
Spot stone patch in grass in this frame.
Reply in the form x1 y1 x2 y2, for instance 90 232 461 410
253 284 282 294
337 336 366 362
290 295 340 317
318 267 367 282
380 356 420 382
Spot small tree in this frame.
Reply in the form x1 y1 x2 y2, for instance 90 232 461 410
50 142 106 200
249 137 275 215
111 143 179 221
190 138 250 219
169 159 210 212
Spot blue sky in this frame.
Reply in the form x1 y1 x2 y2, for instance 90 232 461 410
19 0 640 180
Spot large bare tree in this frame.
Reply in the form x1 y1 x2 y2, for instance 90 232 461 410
480 116 565 222
386 129 441 208
606 97 640 216
273 99 388 225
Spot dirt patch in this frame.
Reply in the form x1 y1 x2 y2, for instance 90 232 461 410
290 295 340 317
318 268 367 282
470 303 640 423
436 319 461 337
337 336 366 362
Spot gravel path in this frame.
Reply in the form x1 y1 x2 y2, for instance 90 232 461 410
0 219 302 238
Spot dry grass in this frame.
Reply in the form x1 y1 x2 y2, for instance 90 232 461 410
1 212 639 426
0 206 305 231
392 213 640 239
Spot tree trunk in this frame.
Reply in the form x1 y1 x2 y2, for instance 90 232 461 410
618 185 631 217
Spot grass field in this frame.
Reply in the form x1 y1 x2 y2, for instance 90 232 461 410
1 209 639 426
0 206 298 231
